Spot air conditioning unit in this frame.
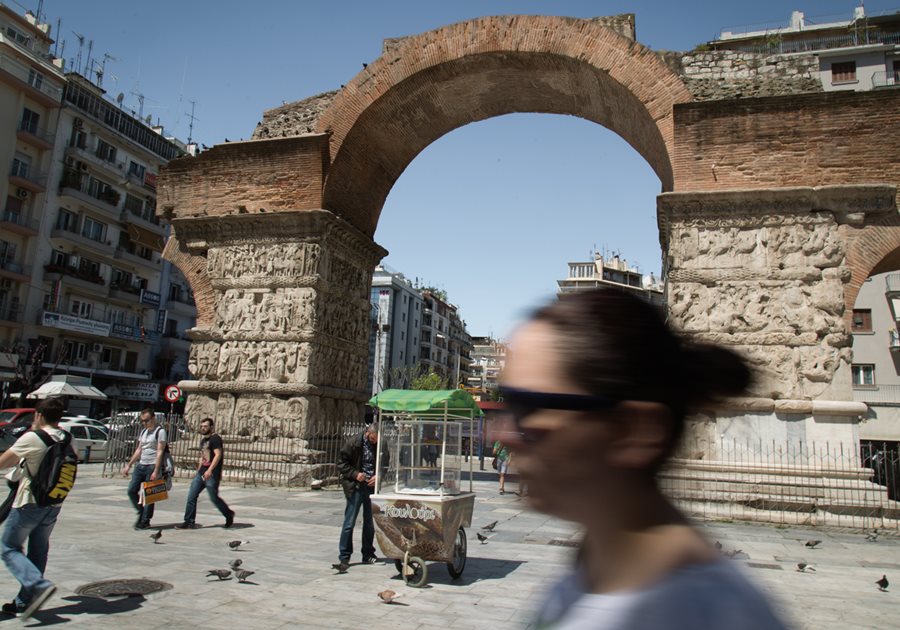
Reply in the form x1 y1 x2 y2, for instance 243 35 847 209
90 343 102 353
78 163 88 171
15 189 28 199
73 117 83 128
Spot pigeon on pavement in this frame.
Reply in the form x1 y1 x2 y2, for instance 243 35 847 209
207 569 232 580
804 540 821 549
378 589 402 604
476 532 488 544
228 540 250 550
796 563 815 572
332 562 349 574
236 570 255 582
229 559 243 570
149 530 162 544
482 521 498 532
714 541 723 551
866 530 880 542
876 575 889 591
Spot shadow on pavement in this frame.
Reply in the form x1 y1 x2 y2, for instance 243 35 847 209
384 557 527 586
25 594 146 626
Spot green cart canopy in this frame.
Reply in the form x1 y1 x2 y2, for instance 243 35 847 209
369 389 483 416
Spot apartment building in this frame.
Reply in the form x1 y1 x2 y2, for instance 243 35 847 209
557 251 664 304
465 336 507 397
368 265 424 394
711 6 900 91
0 5 196 412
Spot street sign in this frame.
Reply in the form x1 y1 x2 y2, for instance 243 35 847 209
164 385 181 403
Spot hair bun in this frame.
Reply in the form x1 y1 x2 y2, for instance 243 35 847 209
679 343 752 401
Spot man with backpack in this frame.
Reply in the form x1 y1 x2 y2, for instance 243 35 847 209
122 409 168 530
0 397 75 619
175 417 234 529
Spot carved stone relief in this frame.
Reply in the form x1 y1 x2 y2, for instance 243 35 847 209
660 188 888 402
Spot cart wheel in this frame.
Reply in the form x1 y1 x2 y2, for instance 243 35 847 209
402 556 428 588
446 527 467 579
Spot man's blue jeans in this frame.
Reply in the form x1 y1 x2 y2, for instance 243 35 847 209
183 471 232 524
338 485 375 563
127 464 156 524
1 504 60 609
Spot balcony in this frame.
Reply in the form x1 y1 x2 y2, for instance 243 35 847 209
0 303 23 326
64 145 125 180
885 273 900 295
8 169 47 193
891 330 900 352
0 209 38 237
16 123 55 150
108 283 143 305
114 247 159 270
120 208 165 236
0 48 63 107
872 71 900 90
42 264 105 292
49 226 116 258
0 259 30 283
166 295 196 315
58 171 121 219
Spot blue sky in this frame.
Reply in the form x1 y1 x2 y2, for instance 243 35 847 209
26 0 899 338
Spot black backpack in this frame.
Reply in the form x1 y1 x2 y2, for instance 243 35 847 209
31 430 78 507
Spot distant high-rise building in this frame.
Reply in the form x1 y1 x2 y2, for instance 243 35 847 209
369 266 424 394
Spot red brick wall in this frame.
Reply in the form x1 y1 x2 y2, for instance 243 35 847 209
673 90 900 192
317 15 692 236
158 135 329 219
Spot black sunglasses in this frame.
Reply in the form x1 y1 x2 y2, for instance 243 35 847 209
498 387 618 442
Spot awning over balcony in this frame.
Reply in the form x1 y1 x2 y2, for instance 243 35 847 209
127 223 164 252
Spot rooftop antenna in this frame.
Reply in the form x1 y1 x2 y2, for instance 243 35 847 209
185 100 199 144
84 39 93 79
95 52 117 89
53 18 60 57
130 90 146 118
72 31 84 74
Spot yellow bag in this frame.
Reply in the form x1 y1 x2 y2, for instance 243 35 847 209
140 479 169 505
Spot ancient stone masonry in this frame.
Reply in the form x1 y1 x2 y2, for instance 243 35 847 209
252 90 338 140
660 50 823 101
171 209 386 482
660 186 896 404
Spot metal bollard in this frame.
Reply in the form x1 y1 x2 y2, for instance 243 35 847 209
82 445 91 462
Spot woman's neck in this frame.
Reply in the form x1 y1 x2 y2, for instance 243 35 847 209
579 488 716 593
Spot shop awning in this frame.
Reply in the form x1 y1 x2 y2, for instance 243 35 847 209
369 389 483 415
28 375 108 400
127 224 164 252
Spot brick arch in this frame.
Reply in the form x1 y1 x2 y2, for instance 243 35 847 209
316 15 693 236
162 230 214 328
842 214 900 316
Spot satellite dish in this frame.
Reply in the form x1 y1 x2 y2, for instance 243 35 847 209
116 92 124 104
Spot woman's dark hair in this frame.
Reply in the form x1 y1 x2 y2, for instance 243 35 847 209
531 288 751 447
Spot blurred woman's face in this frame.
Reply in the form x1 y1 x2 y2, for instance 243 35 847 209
501 321 620 522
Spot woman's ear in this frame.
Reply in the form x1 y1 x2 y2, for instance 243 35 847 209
605 401 673 470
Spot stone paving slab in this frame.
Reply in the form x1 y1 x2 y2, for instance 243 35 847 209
0 466 894 628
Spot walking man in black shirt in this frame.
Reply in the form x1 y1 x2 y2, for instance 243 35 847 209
175 418 235 529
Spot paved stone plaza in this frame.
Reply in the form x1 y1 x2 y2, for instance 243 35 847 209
0 465 895 629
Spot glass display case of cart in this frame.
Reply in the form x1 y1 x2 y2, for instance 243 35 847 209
371 389 481 497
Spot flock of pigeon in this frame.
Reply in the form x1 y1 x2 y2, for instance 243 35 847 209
715 531 891 593
207 541 255 583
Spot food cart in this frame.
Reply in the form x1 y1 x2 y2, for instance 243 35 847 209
369 389 481 587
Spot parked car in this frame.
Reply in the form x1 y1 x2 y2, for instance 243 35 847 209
59 421 109 463
60 415 110 434
0 408 36 450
